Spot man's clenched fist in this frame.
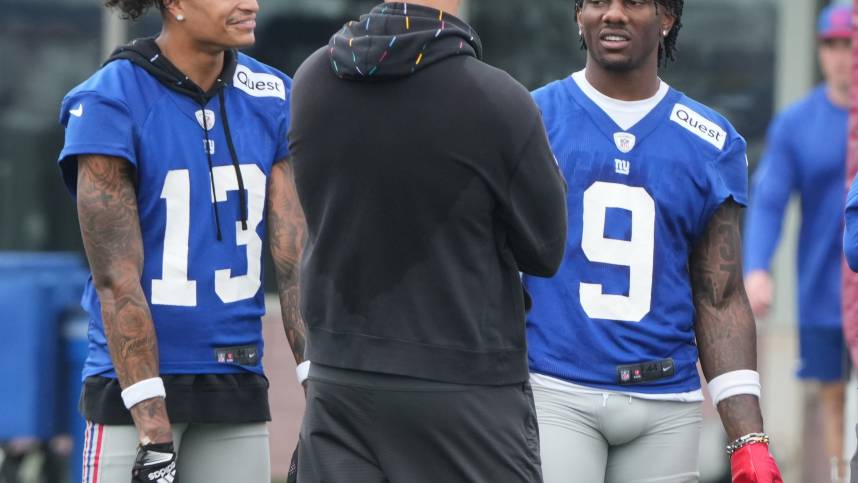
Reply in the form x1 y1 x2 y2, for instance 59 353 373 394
132 441 177 483
731 442 782 483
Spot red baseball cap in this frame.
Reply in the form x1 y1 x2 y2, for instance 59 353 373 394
818 4 852 40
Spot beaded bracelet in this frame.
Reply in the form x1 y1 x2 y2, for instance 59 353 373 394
725 432 770 455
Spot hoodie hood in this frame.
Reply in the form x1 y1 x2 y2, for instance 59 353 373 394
329 2 482 80
105 37 238 102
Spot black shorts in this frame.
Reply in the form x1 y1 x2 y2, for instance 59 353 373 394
298 364 542 483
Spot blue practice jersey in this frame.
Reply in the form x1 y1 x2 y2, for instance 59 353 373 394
58 52 291 379
744 85 846 329
525 77 748 394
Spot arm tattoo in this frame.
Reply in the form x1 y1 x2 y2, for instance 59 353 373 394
268 159 308 366
77 155 171 442
130 398 172 443
690 200 764 440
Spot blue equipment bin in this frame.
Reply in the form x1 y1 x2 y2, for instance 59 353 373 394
0 252 88 440
63 311 89 483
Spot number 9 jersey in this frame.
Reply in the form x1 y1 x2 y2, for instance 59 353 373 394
524 77 748 395
57 43 291 381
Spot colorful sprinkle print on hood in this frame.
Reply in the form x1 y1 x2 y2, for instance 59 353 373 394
329 2 482 80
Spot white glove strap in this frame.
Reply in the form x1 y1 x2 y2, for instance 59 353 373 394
707 370 761 407
121 377 166 410
296 361 311 385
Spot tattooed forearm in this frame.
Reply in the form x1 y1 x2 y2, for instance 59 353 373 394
690 200 763 439
268 159 308 366
282 285 305 362
77 155 170 442
130 398 172 443
78 154 158 384
691 200 756 374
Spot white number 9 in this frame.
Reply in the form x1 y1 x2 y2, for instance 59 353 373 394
580 181 655 322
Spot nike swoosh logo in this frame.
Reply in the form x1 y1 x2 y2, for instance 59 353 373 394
70 104 83 118
142 451 173 466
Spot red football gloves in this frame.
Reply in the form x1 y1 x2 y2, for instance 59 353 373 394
730 442 783 483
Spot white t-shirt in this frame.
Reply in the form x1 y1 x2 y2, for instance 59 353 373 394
571 69 670 131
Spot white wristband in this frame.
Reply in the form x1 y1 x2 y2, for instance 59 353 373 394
121 377 166 409
707 370 761 407
296 361 311 385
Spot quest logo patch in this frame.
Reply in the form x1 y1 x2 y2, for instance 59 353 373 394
233 64 286 100
669 104 726 151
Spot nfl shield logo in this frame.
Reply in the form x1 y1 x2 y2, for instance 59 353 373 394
613 132 636 153
195 109 216 131
620 369 630 382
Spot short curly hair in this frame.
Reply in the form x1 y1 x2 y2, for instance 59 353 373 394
104 0 166 20
574 0 684 66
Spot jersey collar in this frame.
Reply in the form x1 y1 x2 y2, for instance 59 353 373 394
562 76 682 154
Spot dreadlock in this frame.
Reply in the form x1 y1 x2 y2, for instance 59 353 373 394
104 0 166 20
574 0 684 67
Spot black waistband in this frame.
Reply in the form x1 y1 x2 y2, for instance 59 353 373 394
310 363 518 391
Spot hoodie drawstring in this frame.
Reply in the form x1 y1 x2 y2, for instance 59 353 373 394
201 104 224 241
218 89 248 232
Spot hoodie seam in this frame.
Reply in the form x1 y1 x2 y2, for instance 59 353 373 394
139 93 175 139
507 112 546 182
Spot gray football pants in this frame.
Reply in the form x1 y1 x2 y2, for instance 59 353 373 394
533 381 703 483
81 421 270 483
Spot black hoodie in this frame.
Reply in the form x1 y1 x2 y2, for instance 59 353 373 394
289 3 567 385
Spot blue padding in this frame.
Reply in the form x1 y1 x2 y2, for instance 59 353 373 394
0 252 87 439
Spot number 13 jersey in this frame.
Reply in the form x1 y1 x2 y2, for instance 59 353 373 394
524 76 748 395
58 41 291 380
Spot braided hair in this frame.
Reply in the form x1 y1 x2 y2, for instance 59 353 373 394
574 0 684 66
104 0 166 20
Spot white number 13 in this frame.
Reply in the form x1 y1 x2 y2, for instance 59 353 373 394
151 165 266 306
580 181 655 322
